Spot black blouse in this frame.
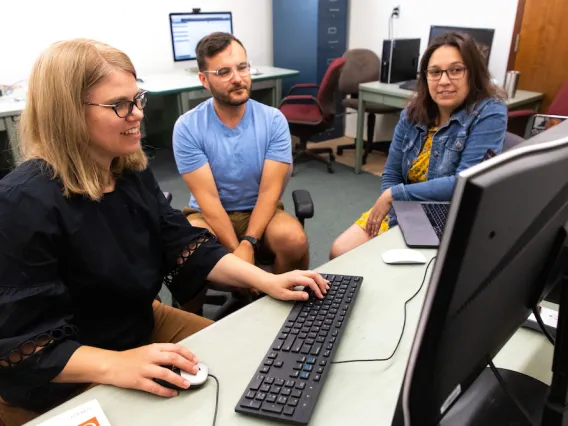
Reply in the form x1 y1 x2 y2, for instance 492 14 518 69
0 160 227 412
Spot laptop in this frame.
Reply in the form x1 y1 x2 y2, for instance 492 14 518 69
393 201 450 248
525 114 568 139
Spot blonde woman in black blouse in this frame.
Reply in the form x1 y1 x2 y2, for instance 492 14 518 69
0 39 328 426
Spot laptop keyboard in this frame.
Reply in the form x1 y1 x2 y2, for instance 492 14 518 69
235 274 363 425
421 203 450 239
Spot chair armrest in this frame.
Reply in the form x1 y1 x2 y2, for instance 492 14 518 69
292 190 314 221
287 83 319 96
508 109 536 119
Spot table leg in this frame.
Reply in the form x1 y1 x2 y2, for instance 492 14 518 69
274 78 282 107
355 91 365 174
6 116 19 164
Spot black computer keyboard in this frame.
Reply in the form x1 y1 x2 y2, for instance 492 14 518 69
235 274 363 425
422 203 450 239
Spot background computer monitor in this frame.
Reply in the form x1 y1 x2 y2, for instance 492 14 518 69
169 12 233 62
392 122 568 425
428 25 495 66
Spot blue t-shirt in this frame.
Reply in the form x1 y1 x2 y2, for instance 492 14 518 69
173 98 292 211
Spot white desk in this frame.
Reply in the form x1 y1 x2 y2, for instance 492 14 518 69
353 81 545 173
26 227 553 426
0 66 299 163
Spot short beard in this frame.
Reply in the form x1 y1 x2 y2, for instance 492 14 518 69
209 84 251 107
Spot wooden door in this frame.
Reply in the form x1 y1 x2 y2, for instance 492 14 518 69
508 0 568 112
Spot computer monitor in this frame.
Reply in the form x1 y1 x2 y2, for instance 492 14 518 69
169 12 233 62
392 121 568 426
428 25 495 66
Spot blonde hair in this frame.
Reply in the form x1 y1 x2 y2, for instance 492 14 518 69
18 39 147 200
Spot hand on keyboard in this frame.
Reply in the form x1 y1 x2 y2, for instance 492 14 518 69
262 270 330 301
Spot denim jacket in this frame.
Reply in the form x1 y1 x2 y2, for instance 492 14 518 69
382 98 507 210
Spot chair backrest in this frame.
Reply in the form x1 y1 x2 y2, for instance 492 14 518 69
338 49 381 94
316 57 346 118
503 131 525 151
548 80 568 116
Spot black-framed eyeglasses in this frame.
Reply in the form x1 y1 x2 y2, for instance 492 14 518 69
202 62 251 81
85 90 148 118
425 67 467 81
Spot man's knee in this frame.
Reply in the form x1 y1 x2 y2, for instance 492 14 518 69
271 227 309 257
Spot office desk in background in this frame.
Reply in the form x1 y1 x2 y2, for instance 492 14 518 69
353 81 545 174
0 66 299 161
26 227 553 426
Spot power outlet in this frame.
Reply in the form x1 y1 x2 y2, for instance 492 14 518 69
392 5 400 18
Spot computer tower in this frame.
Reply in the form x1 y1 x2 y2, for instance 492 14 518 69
380 38 420 84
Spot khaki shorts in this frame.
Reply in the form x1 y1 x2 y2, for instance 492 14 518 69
183 201 285 264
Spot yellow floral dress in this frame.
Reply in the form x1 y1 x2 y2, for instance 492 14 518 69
355 127 437 235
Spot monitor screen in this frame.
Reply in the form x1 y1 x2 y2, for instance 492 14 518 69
169 12 233 62
428 26 495 66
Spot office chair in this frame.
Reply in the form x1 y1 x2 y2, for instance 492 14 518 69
279 57 346 173
335 49 401 165
507 79 568 137
503 131 524 151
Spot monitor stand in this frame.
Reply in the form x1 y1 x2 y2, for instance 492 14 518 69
441 368 549 425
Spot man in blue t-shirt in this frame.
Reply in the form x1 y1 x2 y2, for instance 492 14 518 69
173 32 309 282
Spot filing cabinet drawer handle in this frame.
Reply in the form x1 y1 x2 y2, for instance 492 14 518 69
328 40 339 44
328 27 337 34
329 8 340 12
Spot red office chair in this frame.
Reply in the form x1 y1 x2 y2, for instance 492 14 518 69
508 79 568 137
279 57 346 173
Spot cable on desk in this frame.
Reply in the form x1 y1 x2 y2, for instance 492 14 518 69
332 256 437 365
532 305 555 345
208 374 220 426
487 358 538 426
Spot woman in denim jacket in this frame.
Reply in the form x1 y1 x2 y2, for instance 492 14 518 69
330 32 507 258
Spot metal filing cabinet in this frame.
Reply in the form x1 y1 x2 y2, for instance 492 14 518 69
273 0 349 141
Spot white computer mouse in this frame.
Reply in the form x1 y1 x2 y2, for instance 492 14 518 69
382 249 427 265
180 362 209 387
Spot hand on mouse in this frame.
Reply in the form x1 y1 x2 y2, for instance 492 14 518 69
366 189 393 236
102 343 199 397
259 270 330 301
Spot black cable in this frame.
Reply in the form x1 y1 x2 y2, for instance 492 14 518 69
208 374 220 426
332 256 437 365
532 305 555 345
487 358 539 426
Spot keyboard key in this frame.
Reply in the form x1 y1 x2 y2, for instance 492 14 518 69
310 345 322 356
277 396 288 405
283 407 295 416
249 375 265 391
246 391 256 399
256 393 267 401
270 386 282 394
291 389 302 398
300 371 310 379
281 388 291 396
296 382 306 390
306 357 316 364
320 360 327 366
290 371 300 378
285 380 295 387
299 356 307 363
268 352 277 359
261 402 283 414
274 361 283 368
275 378 285 386
300 345 312 354
324 351 331 357
314 375 321 382
241 400 261 410
260 366 270 373
303 364 313 372
317 367 324 374
293 363 303 370
264 359 273 366
272 340 283 351
299 332 308 339
266 394 277 403
264 377 274 385
326 344 334 350
260 384 270 393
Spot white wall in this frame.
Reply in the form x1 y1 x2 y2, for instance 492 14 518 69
0 0 273 84
345 0 519 141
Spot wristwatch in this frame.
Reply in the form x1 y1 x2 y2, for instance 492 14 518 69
242 235 260 251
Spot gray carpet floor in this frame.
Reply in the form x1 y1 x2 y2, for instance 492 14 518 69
149 148 382 306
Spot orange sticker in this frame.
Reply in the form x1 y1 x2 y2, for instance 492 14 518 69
77 418 100 426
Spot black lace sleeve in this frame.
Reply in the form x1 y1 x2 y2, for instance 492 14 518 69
144 169 229 305
0 175 82 401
